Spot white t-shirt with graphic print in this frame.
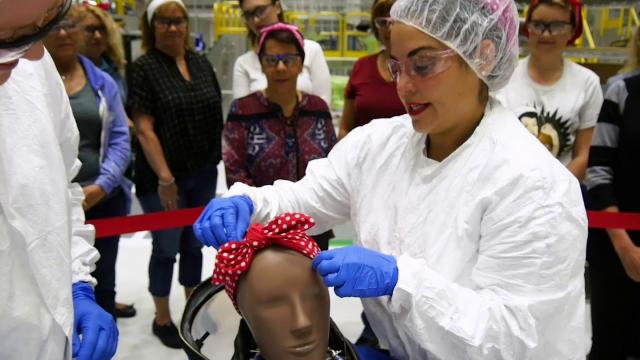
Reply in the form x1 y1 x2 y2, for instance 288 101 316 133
496 57 603 166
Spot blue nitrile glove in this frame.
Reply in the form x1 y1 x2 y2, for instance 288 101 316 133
311 246 398 298
193 195 254 249
72 282 118 360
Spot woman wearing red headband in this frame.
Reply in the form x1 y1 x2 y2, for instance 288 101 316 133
498 0 602 184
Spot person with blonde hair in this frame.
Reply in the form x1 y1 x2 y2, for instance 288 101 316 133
78 5 127 103
127 0 224 348
607 27 640 86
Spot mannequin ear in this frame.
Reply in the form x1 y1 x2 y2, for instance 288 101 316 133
476 39 497 78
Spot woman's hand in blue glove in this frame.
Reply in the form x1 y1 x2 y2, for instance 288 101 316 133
72 282 118 360
311 246 398 298
192 195 254 249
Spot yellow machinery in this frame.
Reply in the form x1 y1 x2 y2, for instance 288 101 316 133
343 11 376 59
213 1 246 42
310 11 343 58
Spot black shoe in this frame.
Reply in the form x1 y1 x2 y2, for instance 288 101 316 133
152 319 183 349
115 304 137 318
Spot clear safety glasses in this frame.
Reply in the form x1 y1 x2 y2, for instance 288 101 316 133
0 0 71 63
527 21 573 36
387 48 457 82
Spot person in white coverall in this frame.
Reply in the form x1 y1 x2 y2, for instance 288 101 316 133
193 0 589 358
0 0 118 358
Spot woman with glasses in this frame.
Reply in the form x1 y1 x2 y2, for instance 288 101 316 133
0 0 117 358
76 4 137 321
77 5 127 104
126 0 223 349
497 0 602 184
223 23 336 251
42 4 133 324
195 0 589 357
233 0 332 107
338 0 405 140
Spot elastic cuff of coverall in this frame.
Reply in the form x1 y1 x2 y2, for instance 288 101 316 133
72 282 97 301
387 255 439 312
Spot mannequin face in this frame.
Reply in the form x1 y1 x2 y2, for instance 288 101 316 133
236 246 330 360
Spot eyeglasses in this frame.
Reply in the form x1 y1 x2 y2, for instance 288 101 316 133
52 20 78 33
374 17 393 29
260 53 302 67
84 25 107 36
0 0 71 50
387 48 457 82
527 21 573 36
154 17 187 29
242 3 273 22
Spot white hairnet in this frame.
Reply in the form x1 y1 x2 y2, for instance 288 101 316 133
390 0 519 91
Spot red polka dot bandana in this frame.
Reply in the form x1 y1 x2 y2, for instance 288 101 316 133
212 213 320 311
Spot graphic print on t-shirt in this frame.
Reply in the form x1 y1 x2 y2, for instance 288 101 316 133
518 104 572 159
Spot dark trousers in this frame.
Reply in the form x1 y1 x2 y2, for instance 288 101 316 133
87 190 128 319
589 255 640 359
138 163 217 297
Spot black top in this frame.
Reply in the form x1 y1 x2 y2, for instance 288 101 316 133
127 49 223 196
587 74 640 263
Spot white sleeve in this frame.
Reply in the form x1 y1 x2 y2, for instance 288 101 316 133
578 72 604 130
388 174 587 359
306 41 332 107
232 55 252 100
56 82 100 286
224 125 366 233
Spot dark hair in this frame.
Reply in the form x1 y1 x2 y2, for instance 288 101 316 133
239 0 285 46
140 2 191 52
370 0 395 40
258 29 305 62
527 0 576 28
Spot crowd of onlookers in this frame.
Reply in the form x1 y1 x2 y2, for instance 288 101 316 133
45 0 640 356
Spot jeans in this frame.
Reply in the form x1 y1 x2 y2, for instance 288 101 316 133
138 163 218 297
87 189 128 319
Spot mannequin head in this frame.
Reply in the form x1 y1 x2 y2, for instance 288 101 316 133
237 246 330 360
212 213 329 360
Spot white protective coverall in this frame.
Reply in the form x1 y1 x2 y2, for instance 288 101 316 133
0 52 99 359
226 98 588 359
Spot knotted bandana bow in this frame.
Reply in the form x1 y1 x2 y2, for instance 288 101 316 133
212 212 321 311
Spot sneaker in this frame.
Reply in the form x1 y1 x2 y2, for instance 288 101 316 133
115 303 136 318
152 319 183 349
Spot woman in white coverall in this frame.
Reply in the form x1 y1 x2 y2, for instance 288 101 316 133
194 0 588 358
0 0 118 359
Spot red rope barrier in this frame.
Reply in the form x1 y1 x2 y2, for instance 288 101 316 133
86 208 640 238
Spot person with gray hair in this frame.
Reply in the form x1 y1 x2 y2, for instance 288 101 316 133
194 0 588 358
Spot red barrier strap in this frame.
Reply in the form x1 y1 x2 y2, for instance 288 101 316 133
86 208 640 238
87 207 204 238
586 211 640 231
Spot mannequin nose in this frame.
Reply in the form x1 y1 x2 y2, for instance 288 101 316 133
289 298 312 337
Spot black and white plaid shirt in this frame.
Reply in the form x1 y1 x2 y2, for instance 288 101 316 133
127 49 223 196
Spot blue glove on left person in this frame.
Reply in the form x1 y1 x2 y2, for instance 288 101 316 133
311 246 398 298
72 282 118 360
